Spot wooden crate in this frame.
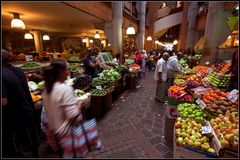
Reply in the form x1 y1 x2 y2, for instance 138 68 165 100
102 92 113 112
88 96 103 119
126 76 136 90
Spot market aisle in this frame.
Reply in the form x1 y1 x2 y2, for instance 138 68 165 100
88 71 173 158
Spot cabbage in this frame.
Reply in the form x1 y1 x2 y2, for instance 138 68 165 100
28 81 38 91
37 81 45 90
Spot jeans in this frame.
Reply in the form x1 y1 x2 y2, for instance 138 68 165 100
148 61 154 72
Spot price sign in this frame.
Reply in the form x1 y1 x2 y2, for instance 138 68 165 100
53 53 58 59
25 55 33 61
202 126 212 134
228 89 239 102
196 98 207 109
96 86 102 90
99 73 104 77
207 68 213 73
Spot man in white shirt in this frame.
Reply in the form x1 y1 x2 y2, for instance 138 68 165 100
166 52 186 88
154 52 170 103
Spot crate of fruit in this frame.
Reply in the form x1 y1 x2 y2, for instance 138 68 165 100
174 118 221 158
168 97 195 106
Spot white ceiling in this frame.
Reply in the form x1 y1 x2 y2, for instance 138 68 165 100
1 2 106 37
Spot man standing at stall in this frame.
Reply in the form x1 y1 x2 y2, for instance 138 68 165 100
1 49 40 158
84 49 100 78
154 52 170 103
166 52 186 89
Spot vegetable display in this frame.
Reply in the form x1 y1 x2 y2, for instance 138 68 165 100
69 63 80 72
102 69 121 82
73 74 92 89
74 89 91 100
37 81 45 90
90 89 107 96
28 81 38 91
68 56 80 61
22 62 41 70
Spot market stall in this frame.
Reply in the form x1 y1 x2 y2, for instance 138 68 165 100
163 60 239 158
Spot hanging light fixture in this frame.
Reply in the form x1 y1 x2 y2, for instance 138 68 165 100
43 34 50 40
11 13 25 29
95 31 100 39
173 40 178 45
24 33 33 39
227 35 231 39
90 39 93 43
146 36 152 41
126 24 136 35
108 43 111 46
155 40 159 44
101 40 105 44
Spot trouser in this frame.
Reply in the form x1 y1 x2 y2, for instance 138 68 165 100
166 78 174 91
155 81 167 100
2 126 40 158
148 61 154 71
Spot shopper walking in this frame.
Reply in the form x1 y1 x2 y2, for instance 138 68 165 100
148 52 154 72
42 60 90 158
141 50 148 78
166 52 186 89
154 52 170 103
1 49 40 158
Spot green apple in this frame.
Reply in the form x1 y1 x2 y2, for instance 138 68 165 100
190 135 197 142
177 137 184 144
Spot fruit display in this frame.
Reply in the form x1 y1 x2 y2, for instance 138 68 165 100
175 117 215 153
21 62 41 70
174 73 190 79
31 92 42 102
193 66 209 73
204 99 238 116
17 53 26 61
211 63 231 74
202 90 228 104
207 72 231 88
179 59 188 68
168 86 186 99
125 58 135 64
183 68 197 75
68 56 80 61
210 111 238 150
177 103 208 121
186 75 201 88
89 89 107 96
174 79 187 87
73 74 92 89
128 63 141 72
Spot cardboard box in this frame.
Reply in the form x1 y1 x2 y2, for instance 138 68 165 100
173 121 220 158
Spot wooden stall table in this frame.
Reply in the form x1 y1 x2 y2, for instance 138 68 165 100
126 72 137 90
103 86 114 112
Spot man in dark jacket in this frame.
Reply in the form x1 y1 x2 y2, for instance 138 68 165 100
1 49 40 158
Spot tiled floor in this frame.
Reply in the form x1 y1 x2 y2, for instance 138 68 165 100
39 71 173 158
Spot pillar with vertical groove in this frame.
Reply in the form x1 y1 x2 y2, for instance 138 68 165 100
33 30 43 55
112 1 123 60
137 1 146 50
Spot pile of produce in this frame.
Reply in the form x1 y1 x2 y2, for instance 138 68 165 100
128 63 141 72
186 75 201 88
90 89 107 96
68 56 80 61
179 59 188 68
28 81 38 91
69 63 80 72
174 73 189 79
73 74 92 89
37 81 45 90
125 58 135 65
183 68 197 75
194 51 202 62
204 99 238 116
202 90 228 104
102 69 121 82
74 89 91 100
207 72 231 88
174 79 187 87
168 86 193 102
210 111 238 150
115 64 129 74
175 117 215 153
91 76 110 86
31 93 42 103
99 52 112 63
22 62 41 70
177 103 208 121
193 66 209 73
211 63 231 74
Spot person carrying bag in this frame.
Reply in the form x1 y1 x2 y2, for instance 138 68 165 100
42 60 102 158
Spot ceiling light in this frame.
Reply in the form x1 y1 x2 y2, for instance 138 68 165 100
90 39 93 43
126 24 136 35
11 13 25 29
227 35 231 39
236 6 239 10
173 40 178 45
101 40 105 44
108 44 111 46
43 35 50 40
236 40 239 44
24 33 33 39
95 31 100 39
146 36 152 41
155 40 159 44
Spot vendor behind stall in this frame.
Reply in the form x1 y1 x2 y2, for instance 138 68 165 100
84 49 100 77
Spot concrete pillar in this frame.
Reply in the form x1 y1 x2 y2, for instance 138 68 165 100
178 2 189 50
186 2 198 51
201 2 232 64
112 2 123 59
85 37 90 48
137 1 146 50
33 30 43 55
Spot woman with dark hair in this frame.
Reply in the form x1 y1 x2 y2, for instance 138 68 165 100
42 60 87 157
